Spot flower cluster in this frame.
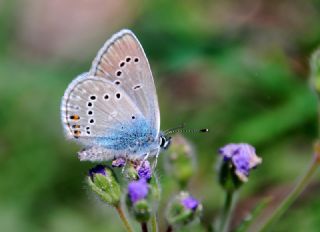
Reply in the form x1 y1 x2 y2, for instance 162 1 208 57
219 143 262 182
181 196 199 211
137 161 152 180
164 135 196 188
128 178 149 203
166 191 202 227
85 138 263 232
126 178 151 222
112 157 126 167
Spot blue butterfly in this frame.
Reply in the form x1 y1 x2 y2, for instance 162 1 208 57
61 29 170 161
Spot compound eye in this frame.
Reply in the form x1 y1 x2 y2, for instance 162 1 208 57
160 136 166 147
163 139 171 150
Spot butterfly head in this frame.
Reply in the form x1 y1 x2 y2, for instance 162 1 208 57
159 134 172 150
159 125 209 150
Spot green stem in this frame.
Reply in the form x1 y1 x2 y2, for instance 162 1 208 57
219 190 236 232
235 197 271 232
115 206 134 232
151 215 158 232
141 222 148 232
259 153 320 232
166 225 173 232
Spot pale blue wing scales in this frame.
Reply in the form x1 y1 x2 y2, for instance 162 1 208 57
61 74 144 147
78 145 160 162
90 29 160 136
78 146 114 161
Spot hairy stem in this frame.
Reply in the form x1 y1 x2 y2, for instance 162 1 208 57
141 222 148 232
220 190 236 232
166 225 173 232
151 215 158 232
259 149 320 232
115 206 134 232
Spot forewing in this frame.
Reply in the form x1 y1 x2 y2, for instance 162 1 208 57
90 29 160 134
61 73 144 146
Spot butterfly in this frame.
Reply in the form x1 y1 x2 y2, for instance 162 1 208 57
61 29 171 162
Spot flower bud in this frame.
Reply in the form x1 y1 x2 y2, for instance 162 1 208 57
137 160 152 180
218 143 262 191
310 47 320 96
165 135 196 188
149 173 161 203
124 160 153 181
87 165 121 207
125 164 139 180
112 157 126 168
126 178 151 222
166 192 202 227
128 178 149 203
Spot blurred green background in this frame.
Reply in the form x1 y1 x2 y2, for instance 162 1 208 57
1 0 320 231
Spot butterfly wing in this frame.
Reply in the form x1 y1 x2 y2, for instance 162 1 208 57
90 29 160 136
61 73 158 161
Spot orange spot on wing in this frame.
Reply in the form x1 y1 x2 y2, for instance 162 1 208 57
70 115 80 120
74 130 81 138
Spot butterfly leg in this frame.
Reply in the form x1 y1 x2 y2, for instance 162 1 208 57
121 155 129 174
137 153 150 171
152 154 159 170
142 153 150 162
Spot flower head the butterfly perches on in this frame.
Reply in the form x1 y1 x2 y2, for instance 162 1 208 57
61 29 171 164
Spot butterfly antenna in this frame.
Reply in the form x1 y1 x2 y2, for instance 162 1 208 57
164 125 209 136
164 123 186 134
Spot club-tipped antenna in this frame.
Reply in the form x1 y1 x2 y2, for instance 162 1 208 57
164 124 209 136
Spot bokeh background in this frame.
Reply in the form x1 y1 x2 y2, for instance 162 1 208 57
1 0 320 231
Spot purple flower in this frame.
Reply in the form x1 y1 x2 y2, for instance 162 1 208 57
219 143 262 182
112 157 126 167
128 178 149 204
166 192 203 226
137 161 152 180
181 196 199 211
89 165 106 180
219 144 240 160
